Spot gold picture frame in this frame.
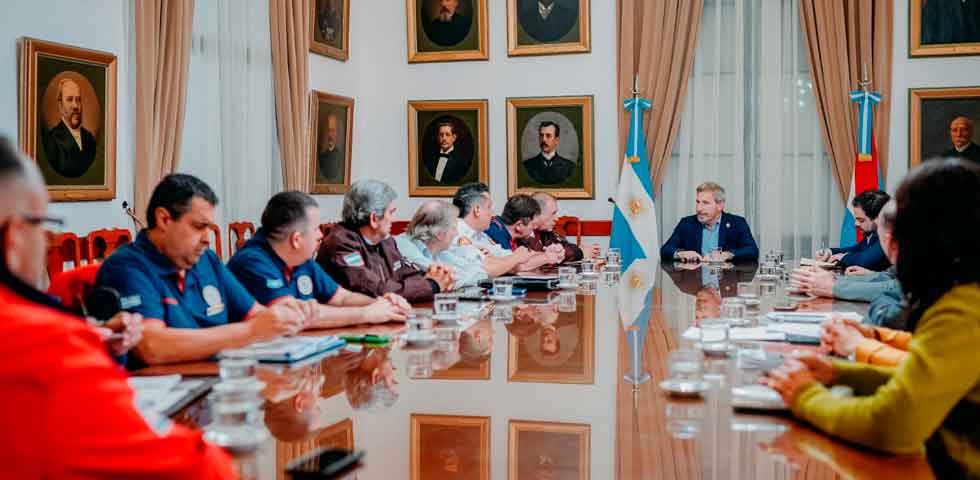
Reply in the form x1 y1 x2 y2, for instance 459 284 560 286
908 86 980 168
507 95 594 199
507 0 591 57
508 420 590 480
909 0 980 58
310 90 354 195
18 37 117 201
507 296 595 384
408 99 489 197
276 418 354 480
310 0 350 61
407 0 489 63
411 414 491 480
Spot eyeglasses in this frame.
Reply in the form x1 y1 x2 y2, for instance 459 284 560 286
21 214 65 232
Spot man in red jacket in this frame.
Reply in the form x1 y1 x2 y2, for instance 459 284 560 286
0 137 238 479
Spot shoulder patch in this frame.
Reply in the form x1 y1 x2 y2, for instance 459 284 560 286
343 252 364 267
120 295 142 309
266 278 285 289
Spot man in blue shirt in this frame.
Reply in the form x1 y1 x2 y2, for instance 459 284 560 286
660 182 759 263
815 189 891 271
96 174 311 366
483 194 562 267
229 191 408 328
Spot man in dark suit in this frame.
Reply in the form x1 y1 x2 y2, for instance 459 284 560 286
316 0 342 47
941 116 980 165
660 182 759 263
317 113 344 184
523 121 575 186
41 78 97 178
518 0 578 43
815 189 891 272
424 121 472 184
422 0 472 47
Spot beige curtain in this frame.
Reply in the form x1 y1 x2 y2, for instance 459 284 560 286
134 0 195 223
270 0 311 192
617 0 704 192
799 0 893 201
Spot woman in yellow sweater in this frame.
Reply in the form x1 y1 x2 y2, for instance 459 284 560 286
821 316 909 366
764 158 980 478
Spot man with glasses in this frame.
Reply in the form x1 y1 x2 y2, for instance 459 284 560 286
96 173 312 367
228 191 409 327
0 138 238 478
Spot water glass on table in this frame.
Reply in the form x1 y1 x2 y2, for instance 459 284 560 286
721 297 750 327
492 277 514 298
558 266 578 288
580 259 597 276
737 281 761 307
406 309 434 342
700 318 731 356
433 293 459 319
606 248 622 267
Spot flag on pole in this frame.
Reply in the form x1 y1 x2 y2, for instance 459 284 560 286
610 96 658 273
840 89 883 245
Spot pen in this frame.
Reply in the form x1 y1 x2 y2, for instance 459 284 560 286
340 334 390 344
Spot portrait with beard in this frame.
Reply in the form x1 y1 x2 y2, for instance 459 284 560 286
21 39 116 200
509 96 594 198
421 0 474 47
311 91 353 194
910 87 980 168
510 420 590 480
409 0 487 62
412 414 490 480
312 0 349 60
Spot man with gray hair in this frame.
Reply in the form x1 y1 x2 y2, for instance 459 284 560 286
396 200 488 288
942 115 980 165
660 181 759 262
317 180 454 303
520 192 601 263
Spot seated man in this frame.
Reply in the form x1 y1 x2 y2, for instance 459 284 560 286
395 200 489 288
660 181 759 262
0 138 237 477
229 191 409 328
317 180 454 302
450 182 536 276
792 200 903 328
96 174 309 366
815 189 891 271
520 192 601 263
484 194 563 268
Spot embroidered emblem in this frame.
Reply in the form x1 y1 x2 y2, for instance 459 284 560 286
297 275 314 295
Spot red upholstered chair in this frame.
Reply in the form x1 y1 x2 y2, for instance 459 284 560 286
48 264 101 312
228 221 256 257
46 232 84 276
86 229 133 264
207 224 223 260
555 216 583 246
319 223 336 239
391 221 409 236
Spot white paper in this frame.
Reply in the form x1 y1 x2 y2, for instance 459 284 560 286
682 326 786 342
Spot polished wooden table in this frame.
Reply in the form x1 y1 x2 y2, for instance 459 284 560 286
143 262 934 479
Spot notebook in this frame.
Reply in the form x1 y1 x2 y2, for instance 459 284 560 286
219 335 346 363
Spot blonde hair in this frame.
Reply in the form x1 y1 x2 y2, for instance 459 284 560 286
696 182 726 203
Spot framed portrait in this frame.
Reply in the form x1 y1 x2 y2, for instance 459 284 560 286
276 418 354 480
910 0 980 57
909 86 980 168
407 0 489 63
408 100 489 197
507 296 594 384
310 91 354 194
411 414 490 480
18 38 116 201
431 319 492 380
310 0 350 61
507 0 590 56
508 420 590 480
507 95 594 199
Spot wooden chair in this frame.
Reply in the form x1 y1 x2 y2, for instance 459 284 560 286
207 224 223 260
555 216 583 246
86 228 133 264
391 221 409 236
46 232 83 276
319 223 336 239
228 221 256 257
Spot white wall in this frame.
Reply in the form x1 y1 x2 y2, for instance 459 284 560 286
0 0 134 234
309 0 618 224
887 0 980 192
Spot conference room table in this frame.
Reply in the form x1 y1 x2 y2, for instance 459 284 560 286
139 260 935 480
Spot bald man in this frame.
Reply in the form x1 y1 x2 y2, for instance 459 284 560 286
41 78 98 178
942 116 980 165
0 137 237 477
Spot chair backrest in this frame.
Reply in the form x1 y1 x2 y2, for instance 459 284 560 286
228 221 256 257
46 231 83 276
319 222 336 239
555 216 583 246
86 228 133 263
47 263 101 312
207 223 223 260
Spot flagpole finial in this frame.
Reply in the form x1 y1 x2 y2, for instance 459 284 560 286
632 72 640 98
859 63 871 92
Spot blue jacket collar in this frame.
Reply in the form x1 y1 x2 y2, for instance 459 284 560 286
134 230 180 276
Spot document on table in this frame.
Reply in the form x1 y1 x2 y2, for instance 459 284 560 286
220 335 346 363
682 326 786 342
128 375 198 415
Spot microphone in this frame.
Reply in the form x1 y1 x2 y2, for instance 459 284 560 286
607 197 616 205
121 200 146 230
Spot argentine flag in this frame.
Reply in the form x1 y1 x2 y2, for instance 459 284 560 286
840 90 883 246
610 96 659 310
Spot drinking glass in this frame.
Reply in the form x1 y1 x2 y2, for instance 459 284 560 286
699 318 731 355
433 293 459 319
492 277 514 298
602 267 621 286
550 290 577 312
606 248 622 266
580 260 597 276
720 297 749 327
491 304 513 323
578 277 598 295
406 309 434 343
219 358 257 381
737 281 760 306
558 266 577 288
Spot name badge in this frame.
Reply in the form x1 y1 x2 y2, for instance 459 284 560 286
202 285 225 316
343 252 364 267
120 295 142 309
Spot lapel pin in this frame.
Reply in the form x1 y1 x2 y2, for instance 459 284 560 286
726 223 731 228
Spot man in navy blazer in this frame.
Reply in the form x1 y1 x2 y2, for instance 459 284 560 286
660 182 759 263
816 189 891 272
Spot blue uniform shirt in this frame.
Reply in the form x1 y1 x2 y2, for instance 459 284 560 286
484 217 514 251
227 228 340 305
700 223 720 256
95 230 257 329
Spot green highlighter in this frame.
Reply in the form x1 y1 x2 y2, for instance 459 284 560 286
340 334 390 345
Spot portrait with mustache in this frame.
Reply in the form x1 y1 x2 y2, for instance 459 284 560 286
40 77 98 178
522 120 575 186
421 0 473 47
